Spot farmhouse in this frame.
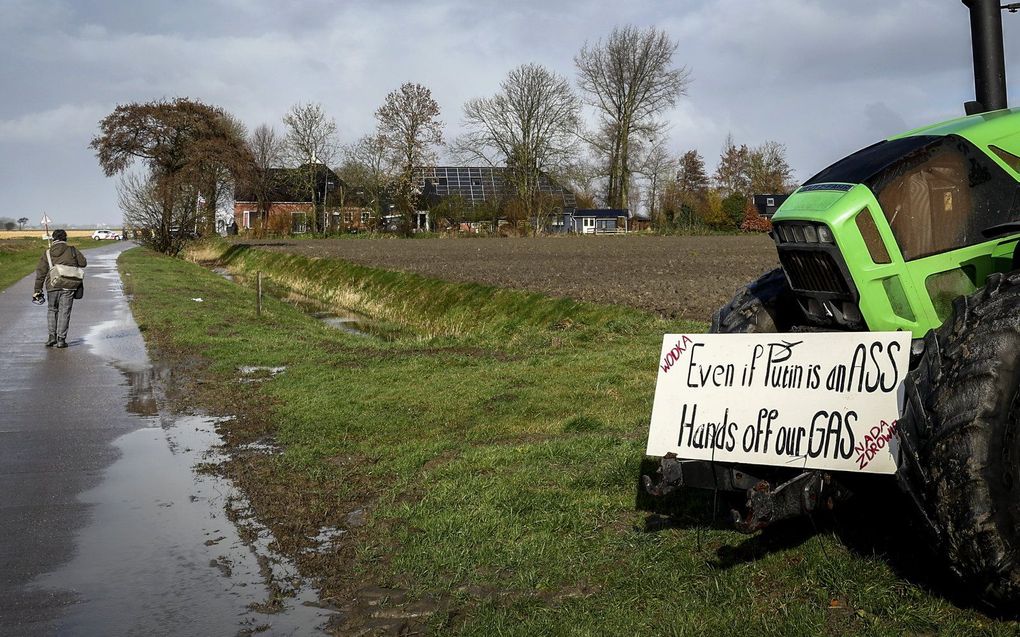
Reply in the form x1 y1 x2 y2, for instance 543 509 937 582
418 166 583 232
233 163 373 234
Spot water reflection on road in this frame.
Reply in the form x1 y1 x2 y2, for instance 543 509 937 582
27 247 334 635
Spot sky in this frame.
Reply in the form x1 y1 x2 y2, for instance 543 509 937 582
2 0 1018 227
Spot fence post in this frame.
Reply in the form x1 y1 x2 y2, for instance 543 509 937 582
257 271 263 317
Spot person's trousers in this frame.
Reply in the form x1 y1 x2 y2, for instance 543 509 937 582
47 289 75 340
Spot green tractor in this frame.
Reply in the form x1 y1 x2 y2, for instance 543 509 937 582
646 0 1020 609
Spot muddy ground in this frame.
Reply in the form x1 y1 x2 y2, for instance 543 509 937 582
243 235 780 322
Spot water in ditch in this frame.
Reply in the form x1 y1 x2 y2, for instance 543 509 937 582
209 265 378 338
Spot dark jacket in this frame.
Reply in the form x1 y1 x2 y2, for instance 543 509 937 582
34 242 87 293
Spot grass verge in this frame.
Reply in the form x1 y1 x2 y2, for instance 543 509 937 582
0 239 49 291
121 244 1017 636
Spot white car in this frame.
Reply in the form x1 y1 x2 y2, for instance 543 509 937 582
92 229 122 240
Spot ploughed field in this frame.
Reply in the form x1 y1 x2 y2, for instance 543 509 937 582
246 235 780 321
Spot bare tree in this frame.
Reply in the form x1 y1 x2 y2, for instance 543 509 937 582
556 156 602 209
117 172 198 256
245 123 285 233
282 102 339 232
454 63 579 233
633 138 675 222
282 102 339 167
575 25 691 210
375 83 443 232
338 134 390 226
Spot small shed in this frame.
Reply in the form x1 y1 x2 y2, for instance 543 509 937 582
564 209 630 234
753 194 789 218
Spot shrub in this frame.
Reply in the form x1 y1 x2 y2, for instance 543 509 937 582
722 193 746 227
740 201 773 233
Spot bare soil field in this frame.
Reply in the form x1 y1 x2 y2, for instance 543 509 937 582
244 235 780 322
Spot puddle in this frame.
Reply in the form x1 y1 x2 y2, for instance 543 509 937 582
211 266 236 282
236 439 284 456
32 406 334 635
313 313 369 336
40 251 336 635
303 526 348 555
238 365 287 377
279 291 373 338
238 365 287 384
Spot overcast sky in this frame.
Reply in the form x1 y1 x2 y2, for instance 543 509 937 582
2 0 1018 226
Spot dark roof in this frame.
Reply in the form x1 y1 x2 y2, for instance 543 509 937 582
416 166 576 210
804 136 937 187
572 208 630 219
235 164 344 203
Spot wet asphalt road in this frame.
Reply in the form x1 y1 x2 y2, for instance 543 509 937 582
0 242 140 633
0 243 330 636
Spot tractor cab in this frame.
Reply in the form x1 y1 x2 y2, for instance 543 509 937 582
771 109 1020 337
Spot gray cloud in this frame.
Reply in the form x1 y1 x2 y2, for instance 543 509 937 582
2 0 1018 225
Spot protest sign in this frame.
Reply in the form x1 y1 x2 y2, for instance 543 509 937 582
647 332 911 474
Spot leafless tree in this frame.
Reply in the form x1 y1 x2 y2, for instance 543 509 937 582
575 25 691 210
282 102 339 167
245 123 285 233
556 156 603 209
338 134 390 225
282 102 340 232
117 172 198 256
454 63 579 233
633 138 675 222
375 83 443 232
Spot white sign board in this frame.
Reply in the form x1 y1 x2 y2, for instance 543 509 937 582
647 332 911 474
40 213 52 225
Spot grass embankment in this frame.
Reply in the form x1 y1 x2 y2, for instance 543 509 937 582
120 241 1014 636
0 239 48 290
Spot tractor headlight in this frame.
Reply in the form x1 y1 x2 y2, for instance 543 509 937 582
774 222 835 244
816 225 834 243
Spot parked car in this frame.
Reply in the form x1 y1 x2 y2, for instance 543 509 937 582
92 229 122 240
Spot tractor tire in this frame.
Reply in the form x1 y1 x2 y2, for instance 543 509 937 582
711 267 799 333
899 271 1020 608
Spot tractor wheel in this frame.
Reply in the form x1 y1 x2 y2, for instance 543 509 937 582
899 271 1020 608
711 267 799 333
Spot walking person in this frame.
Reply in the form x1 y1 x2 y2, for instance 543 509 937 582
32 229 87 348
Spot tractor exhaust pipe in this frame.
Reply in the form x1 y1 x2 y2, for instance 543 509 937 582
963 0 1008 114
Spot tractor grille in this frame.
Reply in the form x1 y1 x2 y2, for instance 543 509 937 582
778 249 852 298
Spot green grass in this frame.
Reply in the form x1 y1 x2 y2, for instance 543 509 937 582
119 244 1018 636
0 239 48 290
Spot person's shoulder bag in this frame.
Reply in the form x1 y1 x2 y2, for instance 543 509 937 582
46 247 86 297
